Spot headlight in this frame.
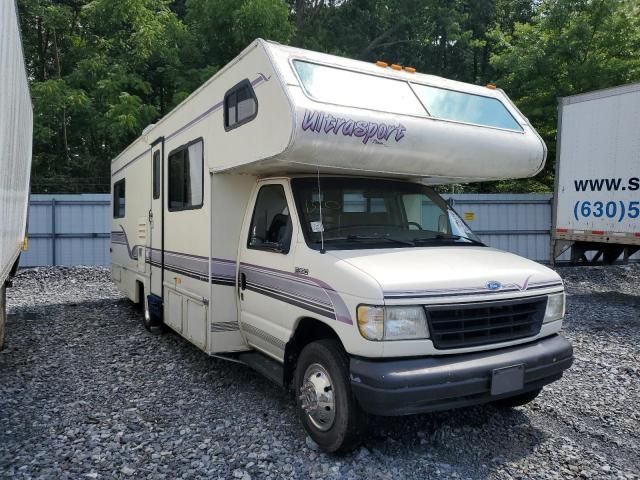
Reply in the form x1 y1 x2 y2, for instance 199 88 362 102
357 305 429 341
356 305 384 340
544 292 565 323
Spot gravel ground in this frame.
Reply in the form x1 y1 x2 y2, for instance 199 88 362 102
1 265 639 479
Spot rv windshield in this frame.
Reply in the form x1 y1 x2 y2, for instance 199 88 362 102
293 60 427 116
291 178 483 251
411 84 523 132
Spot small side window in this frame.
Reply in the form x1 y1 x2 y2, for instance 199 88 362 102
152 150 161 199
168 139 204 211
113 179 126 218
224 79 258 130
247 185 292 254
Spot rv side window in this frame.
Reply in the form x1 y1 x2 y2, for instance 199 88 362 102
168 139 204 211
411 84 523 131
113 179 126 218
247 185 292 254
152 150 161 199
293 60 427 116
224 79 257 130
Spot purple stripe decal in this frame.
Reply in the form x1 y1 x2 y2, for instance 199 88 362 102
112 226 139 260
112 148 151 177
240 262 352 325
110 231 351 324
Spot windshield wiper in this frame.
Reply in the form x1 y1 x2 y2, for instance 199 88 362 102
412 234 485 246
324 235 415 246
444 234 485 246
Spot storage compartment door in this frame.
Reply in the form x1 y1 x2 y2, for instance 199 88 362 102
166 289 183 333
185 298 207 350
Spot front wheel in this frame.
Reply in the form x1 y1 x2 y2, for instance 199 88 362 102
294 340 366 453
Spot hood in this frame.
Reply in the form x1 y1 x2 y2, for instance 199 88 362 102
328 246 562 300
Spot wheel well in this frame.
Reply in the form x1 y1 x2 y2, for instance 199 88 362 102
135 280 144 305
283 317 342 390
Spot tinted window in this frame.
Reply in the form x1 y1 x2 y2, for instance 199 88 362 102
225 80 257 130
113 179 125 218
168 139 203 211
153 150 160 199
411 84 522 131
293 60 427 116
248 184 292 253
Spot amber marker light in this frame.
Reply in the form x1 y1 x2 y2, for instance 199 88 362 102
486 83 497 89
376 61 388 68
391 64 402 71
404 66 416 73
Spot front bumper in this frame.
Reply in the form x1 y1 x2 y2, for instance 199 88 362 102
349 334 573 416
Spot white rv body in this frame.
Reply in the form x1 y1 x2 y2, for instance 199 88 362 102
0 0 33 348
552 83 640 262
111 40 572 451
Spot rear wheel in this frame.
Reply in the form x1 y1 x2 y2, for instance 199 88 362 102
139 284 163 333
0 284 6 350
492 388 542 409
294 340 366 453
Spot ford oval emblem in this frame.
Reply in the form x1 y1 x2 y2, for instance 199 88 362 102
486 281 502 291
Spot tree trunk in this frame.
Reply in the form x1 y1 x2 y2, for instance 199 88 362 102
53 30 70 164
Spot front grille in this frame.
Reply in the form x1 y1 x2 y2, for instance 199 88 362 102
426 297 547 349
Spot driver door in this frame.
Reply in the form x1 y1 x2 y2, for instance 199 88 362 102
237 181 295 360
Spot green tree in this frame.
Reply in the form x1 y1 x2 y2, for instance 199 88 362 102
487 0 640 191
185 0 293 65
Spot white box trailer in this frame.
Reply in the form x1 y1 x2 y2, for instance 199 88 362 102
0 0 33 349
552 83 640 264
111 39 573 452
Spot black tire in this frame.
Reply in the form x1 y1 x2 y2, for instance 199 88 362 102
0 285 6 351
294 339 367 453
492 388 542 409
140 285 163 333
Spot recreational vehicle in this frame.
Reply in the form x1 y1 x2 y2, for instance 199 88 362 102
111 39 573 452
0 0 33 350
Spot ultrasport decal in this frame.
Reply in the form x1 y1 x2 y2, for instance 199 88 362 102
301 110 406 145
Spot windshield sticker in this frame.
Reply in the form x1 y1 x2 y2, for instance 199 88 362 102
310 221 325 233
301 110 406 144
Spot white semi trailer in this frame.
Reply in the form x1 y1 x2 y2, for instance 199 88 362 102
552 83 640 264
111 39 573 452
0 1 33 349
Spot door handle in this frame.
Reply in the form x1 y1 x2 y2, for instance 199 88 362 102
239 272 247 291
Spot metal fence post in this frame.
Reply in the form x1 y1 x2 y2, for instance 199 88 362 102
51 198 56 266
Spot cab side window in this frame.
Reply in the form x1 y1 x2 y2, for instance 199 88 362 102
248 185 292 253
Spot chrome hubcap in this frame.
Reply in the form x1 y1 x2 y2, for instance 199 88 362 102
299 363 335 431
